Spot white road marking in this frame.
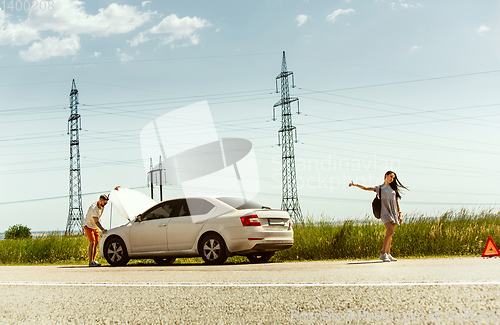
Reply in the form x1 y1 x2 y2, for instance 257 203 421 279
0 281 499 287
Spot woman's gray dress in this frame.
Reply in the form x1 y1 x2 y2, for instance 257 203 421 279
374 184 399 225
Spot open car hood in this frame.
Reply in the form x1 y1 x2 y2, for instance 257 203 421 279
108 188 157 221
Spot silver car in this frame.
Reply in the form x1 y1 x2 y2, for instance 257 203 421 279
99 189 293 266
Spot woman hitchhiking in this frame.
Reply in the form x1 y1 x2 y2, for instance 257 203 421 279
349 171 408 262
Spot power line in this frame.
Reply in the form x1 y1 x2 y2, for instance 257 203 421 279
0 187 498 208
300 69 500 93
293 53 500 90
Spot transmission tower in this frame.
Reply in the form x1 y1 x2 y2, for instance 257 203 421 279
272 51 303 224
65 79 84 234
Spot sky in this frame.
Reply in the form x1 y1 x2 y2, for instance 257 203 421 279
1 0 500 232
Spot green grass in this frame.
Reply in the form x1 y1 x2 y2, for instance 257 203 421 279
0 232 88 264
274 209 500 261
0 209 499 265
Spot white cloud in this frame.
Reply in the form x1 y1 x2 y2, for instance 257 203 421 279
116 48 133 63
296 14 309 27
142 1 151 7
385 1 422 9
127 32 149 47
400 2 422 9
476 24 490 36
0 0 154 60
19 34 80 62
27 0 154 37
409 45 421 53
90 51 101 58
215 27 221 32
326 8 355 23
0 9 40 46
149 14 210 46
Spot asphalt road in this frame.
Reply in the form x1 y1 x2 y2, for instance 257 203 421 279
0 257 499 324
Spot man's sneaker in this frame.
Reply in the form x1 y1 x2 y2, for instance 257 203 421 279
380 253 391 262
89 261 100 267
94 261 101 266
387 254 397 262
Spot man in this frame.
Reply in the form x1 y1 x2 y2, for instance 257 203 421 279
83 194 108 267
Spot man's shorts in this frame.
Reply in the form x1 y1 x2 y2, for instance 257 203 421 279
84 226 99 243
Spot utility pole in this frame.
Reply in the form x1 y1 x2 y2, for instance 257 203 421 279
148 156 165 201
66 79 84 234
273 51 304 224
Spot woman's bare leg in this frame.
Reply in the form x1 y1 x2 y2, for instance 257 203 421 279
382 222 395 254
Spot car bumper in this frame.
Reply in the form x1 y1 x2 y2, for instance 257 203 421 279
232 242 294 255
222 226 294 254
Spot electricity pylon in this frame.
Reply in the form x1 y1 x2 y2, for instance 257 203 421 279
65 79 84 234
272 51 303 224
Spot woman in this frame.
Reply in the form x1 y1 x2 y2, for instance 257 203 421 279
349 171 408 262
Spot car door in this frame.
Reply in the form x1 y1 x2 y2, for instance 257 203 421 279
129 202 173 253
167 198 216 251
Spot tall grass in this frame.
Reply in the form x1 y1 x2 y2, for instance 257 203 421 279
275 209 500 261
0 209 499 264
0 232 88 264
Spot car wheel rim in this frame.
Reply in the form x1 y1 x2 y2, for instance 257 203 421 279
108 242 123 262
203 239 220 260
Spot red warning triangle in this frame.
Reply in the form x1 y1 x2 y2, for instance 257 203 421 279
482 236 500 257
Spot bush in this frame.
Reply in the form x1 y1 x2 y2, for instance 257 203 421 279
5 224 32 240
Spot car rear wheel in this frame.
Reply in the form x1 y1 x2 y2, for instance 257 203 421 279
247 252 275 263
199 233 227 265
153 257 176 266
104 237 130 267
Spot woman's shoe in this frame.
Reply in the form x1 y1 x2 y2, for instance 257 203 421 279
387 254 397 262
380 253 390 262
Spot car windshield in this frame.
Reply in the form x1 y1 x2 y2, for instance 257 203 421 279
216 197 264 210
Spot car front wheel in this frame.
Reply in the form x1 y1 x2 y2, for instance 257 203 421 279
104 237 130 267
246 252 275 263
199 233 227 265
153 257 176 266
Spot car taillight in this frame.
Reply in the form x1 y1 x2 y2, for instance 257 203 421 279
240 215 261 226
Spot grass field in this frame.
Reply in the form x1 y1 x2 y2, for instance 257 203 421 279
275 209 500 261
0 209 499 265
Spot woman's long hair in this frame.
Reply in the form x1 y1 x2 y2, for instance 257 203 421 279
385 170 408 199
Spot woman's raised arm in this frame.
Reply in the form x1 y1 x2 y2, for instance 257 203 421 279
349 181 375 191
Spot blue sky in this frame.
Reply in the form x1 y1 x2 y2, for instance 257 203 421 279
1 0 500 231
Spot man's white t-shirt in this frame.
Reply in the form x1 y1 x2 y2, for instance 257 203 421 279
84 202 103 230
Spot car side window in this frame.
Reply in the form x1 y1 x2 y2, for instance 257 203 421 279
172 199 191 217
142 202 172 221
186 199 215 215
168 199 190 217
178 199 190 216
161 201 174 217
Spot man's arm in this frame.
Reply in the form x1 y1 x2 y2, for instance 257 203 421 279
93 217 107 233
